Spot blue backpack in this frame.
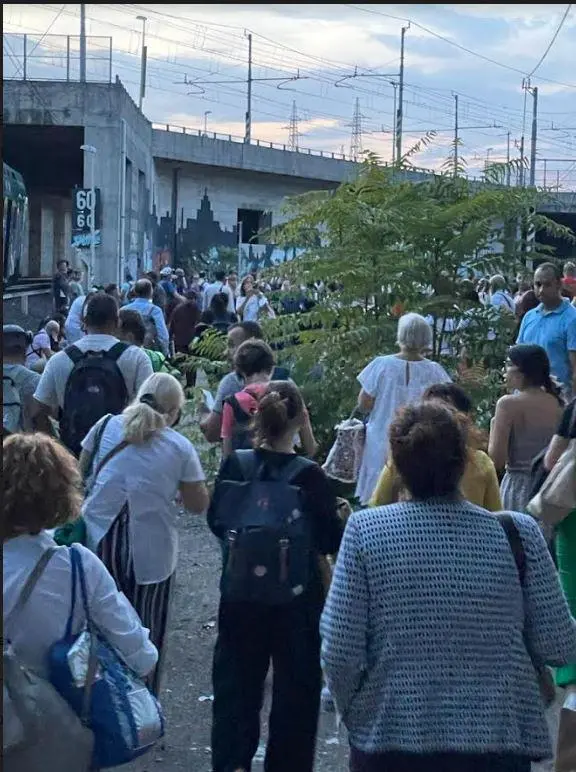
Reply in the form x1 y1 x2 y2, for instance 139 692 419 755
49 547 164 768
210 450 315 605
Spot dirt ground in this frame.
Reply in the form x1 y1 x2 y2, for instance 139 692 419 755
125 505 560 772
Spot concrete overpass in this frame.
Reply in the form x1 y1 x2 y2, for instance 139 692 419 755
3 78 575 287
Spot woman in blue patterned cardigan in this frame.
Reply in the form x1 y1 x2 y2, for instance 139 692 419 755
321 401 576 772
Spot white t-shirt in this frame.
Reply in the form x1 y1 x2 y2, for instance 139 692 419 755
33 334 153 411
237 294 275 322
203 281 235 314
64 295 86 343
3 532 158 679
81 414 205 584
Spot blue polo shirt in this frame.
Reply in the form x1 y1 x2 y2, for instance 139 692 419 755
517 299 576 393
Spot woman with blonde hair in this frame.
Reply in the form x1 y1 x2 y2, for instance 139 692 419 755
80 372 209 694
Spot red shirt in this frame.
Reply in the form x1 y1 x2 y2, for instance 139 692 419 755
221 383 267 440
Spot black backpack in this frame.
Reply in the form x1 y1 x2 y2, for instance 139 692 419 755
210 450 315 605
59 343 129 457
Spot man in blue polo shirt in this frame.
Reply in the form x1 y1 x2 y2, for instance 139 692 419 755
517 262 576 398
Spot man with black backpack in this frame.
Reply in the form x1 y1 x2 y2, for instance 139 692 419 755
32 293 153 456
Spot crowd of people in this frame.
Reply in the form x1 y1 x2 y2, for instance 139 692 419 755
3 257 576 772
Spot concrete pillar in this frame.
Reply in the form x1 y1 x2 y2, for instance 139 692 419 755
40 204 54 276
28 194 42 277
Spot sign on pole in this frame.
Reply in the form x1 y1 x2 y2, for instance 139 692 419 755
71 187 102 248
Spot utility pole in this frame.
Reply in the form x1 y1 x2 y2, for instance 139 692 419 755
529 85 538 186
79 3 86 83
137 15 147 111
287 100 299 151
395 25 408 164
391 81 397 165
245 32 253 144
453 93 459 176
350 98 363 162
519 135 525 187
506 131 511 186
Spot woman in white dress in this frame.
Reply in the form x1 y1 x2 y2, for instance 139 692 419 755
355 313 452 504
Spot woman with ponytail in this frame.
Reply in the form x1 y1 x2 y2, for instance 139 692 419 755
80 373 209 695
489 344 564 511
209 380 343 772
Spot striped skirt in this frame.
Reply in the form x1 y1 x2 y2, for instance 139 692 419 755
98 504 174 697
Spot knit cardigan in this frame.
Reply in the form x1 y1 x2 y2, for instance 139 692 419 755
320 500 576 760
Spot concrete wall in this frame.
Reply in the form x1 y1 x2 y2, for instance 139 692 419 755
4 80 154 285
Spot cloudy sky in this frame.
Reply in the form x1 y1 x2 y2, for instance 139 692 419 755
4 3 576 187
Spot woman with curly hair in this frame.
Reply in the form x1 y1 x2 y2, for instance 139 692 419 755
3 433 158 684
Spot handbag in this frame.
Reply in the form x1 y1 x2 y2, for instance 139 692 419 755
527 416 576 526
49 546 165 769
3 548 94 772
556 686 576 772
497 514 557 706
323 413 366 484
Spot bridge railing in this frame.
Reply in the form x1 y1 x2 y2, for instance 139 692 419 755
151 122 352 161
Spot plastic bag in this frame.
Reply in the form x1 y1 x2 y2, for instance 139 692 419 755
323 418 366 484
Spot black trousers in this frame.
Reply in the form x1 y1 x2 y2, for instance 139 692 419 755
350 747 532 772
211 588 324 772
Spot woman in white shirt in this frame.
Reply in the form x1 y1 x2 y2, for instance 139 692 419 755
80 372 209 695
355 313 451 505
3 433 158 684
236 275 276 322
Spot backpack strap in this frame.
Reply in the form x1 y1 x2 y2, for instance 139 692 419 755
106 341 129 361
65 344 84 365
497 513 526 584
234 449 314 483
84 414 113 483
226 394 252 425
5 547 57 630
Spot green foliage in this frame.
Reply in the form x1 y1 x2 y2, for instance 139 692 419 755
265 153 573 455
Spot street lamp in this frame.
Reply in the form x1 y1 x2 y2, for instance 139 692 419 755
80 144 97 286
203 110 212 136
137 15 147 110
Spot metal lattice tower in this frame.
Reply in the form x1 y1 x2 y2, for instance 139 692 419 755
350 98 363 161
287 100 300 151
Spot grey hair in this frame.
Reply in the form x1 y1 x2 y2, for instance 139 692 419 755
122 373 185 444
489 274 506 291
397 312 433 352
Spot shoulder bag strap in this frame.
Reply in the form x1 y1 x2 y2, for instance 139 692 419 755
5 547 57 631
497 513 526 584
91 438 131 483
84 414 114 483
70 547 98 721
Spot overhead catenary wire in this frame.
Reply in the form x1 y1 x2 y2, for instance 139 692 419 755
4 4 575 176
527 3 573 78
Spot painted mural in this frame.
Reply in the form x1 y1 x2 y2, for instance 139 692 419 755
152 187 298 274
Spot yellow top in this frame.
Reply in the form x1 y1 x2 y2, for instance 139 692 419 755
369 449 503 512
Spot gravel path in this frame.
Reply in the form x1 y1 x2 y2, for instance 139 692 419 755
125 510 348 772
125 510 560 772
